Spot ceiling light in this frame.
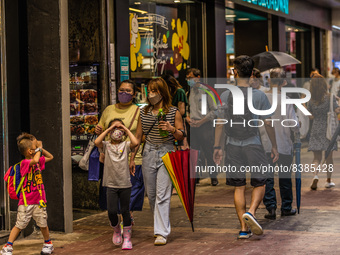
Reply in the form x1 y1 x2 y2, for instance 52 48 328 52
174 0 181 2
225 15 236 18
134 1 141 4
332 25 340 30
237 18 250 21
294 29 299 32
129 8 148 14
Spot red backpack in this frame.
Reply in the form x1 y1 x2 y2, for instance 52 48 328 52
4 161 28 205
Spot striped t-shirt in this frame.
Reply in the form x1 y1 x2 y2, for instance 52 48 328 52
141 106 177 145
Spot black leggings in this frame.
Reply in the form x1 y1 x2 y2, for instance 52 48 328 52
107 187 132 227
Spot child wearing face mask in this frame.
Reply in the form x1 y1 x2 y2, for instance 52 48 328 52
95 119 138 250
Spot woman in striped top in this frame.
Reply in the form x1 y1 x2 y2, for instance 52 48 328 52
131 78 184 246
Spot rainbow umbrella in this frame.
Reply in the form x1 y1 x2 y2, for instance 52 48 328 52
162 149 198 231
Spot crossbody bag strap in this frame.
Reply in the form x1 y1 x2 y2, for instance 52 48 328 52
128 106 139 130
144 118 158 138
140 117 158 155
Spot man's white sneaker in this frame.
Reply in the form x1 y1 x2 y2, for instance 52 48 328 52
41 243 54 255
325 182 335 188
1 245 13 255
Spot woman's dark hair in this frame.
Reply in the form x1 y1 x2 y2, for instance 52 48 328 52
161 74 182 97
144 78 172 114
310 74 328 105
233 55 254 78
119 79 136 94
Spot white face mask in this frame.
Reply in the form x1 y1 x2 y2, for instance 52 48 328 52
111 129 124 141
148 93 162 105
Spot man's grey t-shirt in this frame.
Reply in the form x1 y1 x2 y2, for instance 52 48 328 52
220 86 273 147
102 140 132 188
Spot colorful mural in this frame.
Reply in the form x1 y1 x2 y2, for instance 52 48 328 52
172 19 190 71
130 13 141 72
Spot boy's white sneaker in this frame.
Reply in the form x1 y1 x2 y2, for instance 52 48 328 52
1 245 13 255
41 243 54 255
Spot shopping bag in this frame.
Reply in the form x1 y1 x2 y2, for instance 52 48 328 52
326 93 339 140
78 136 96 170
296 108 309 139
88 146 100 181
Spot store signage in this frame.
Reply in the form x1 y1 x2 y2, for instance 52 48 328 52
242 0 289 14
120 56 129 82
146 14 169 30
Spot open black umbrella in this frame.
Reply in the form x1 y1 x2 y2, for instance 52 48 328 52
294 132 302 214
252 51 301 72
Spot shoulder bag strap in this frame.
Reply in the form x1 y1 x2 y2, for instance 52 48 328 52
330 93 334 112
128 106 139 130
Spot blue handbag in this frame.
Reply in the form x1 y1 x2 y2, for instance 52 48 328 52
88 146 100 181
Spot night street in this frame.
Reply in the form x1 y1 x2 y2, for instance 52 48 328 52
9 147 340 255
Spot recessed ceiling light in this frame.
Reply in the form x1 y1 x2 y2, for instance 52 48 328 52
225 15 236 18
237 18 250 21
134 1 141 4
174 0 181 3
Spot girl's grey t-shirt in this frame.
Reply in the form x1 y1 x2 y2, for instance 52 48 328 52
102 141 132 188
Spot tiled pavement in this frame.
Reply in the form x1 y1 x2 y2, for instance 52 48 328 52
5 147 340 254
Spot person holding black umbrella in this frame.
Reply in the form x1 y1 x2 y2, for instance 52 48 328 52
308 74 340 190
259 68 299 219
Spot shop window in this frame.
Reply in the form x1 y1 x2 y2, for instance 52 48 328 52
129 1 196 80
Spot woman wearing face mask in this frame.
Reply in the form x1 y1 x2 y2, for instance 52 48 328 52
162 74 188 150
131 78 184 246
95 80 144 221
95 119 138 250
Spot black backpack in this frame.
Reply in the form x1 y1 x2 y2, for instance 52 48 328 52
224 87 258 140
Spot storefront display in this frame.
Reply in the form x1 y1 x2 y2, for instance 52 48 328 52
70 64 100 162
129 3 192 80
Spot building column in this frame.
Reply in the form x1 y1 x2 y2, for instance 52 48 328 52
206 0 226 77
27 0 72 232
113 0 130 84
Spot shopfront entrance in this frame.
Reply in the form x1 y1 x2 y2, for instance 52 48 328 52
225 1 330 80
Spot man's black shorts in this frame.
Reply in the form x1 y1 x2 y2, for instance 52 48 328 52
225 143 268 187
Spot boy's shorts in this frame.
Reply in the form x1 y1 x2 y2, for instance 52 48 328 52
15 205 48 230
225 144 268 187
